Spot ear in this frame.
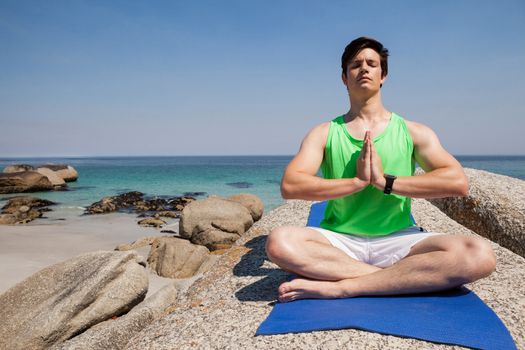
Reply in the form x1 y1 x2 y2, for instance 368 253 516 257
380 73 387 87
341 72 348 87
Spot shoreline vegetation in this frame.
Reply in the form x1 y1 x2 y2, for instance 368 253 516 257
0 164 523 349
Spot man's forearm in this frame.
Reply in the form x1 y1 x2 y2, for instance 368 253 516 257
377 168 469 198
281 173 366 201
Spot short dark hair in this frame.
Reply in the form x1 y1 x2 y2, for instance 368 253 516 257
341 37 389 78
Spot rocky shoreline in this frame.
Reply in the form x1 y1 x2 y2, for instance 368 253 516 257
0 163 79 224
0 168 523 349
0 191 267 350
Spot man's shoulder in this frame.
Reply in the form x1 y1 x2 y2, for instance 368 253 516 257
300 121 332 151
304 114 347 145
307 121 331 139
403 118 439 147
403 117 425 129
314 121 332 131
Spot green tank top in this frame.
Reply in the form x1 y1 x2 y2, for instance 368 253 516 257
320 112 416 236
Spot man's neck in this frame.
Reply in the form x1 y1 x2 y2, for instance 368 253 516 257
347 92 388 123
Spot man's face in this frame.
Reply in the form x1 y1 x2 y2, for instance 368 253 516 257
342 48 386 94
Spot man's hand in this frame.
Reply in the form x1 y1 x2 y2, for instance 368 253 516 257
281 122 379 201
355 131 386 190
355 131 371 188
370 138 386 190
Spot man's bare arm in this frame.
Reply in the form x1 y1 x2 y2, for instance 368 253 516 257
281 123 368 200
371 121 468 198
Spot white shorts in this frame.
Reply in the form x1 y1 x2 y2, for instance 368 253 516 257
307 226 442 268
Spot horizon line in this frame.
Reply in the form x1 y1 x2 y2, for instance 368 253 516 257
1 154 525 159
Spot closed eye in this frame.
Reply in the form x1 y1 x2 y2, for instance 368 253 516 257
351 59 378 68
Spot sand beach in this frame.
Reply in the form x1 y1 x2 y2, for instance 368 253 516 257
0 213 177 297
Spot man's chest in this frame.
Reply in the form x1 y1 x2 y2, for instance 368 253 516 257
345 120 390 140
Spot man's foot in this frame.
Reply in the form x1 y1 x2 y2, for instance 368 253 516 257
277 277 350 302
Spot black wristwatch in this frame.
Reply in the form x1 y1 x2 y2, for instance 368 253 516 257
383 174 397 194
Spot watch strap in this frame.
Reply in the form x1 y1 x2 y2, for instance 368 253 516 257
384 174 396 194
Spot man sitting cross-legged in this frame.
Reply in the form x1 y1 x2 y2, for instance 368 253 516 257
265 37 496 303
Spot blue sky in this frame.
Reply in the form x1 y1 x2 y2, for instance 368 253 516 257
1 0 524 156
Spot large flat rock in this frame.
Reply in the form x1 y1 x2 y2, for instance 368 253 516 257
0 171 53 194
126 199 525 349
53 277 199 350
0 250 148 350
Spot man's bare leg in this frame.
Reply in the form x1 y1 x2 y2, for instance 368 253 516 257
277 235 496 302
265 226 381 281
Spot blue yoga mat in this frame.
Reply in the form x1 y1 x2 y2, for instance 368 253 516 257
306 200 417 227
257 201 517 350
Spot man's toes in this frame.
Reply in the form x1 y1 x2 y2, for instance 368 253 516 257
279 291 298 303
278 281 293 295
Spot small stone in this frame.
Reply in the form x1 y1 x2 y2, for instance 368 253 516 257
138 218 166 228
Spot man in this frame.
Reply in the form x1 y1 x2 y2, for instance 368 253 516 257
265 37 496 303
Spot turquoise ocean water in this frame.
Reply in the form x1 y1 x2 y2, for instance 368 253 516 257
0 155 524 218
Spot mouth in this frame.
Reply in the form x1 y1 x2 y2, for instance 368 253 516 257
358 77 372 82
